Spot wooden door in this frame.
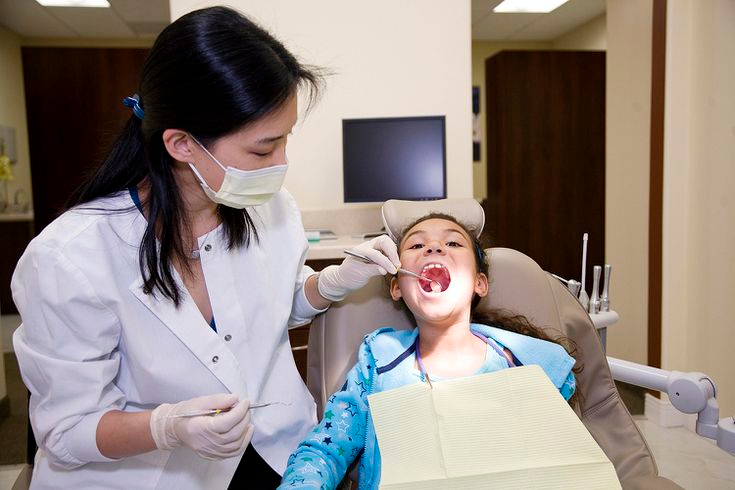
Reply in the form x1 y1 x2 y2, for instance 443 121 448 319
483 50 605 287
22 47 149 233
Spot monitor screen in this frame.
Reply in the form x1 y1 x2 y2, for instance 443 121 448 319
342 116 446 203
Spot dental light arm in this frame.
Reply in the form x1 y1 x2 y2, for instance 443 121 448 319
607 357 735 454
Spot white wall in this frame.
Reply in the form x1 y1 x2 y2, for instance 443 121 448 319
663 0 735 415
604 0 652 365
170 0 473 212
20 37 153 48
0 26 32 210
552 14 606 51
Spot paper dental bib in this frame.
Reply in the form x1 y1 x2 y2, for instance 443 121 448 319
368 364 621 490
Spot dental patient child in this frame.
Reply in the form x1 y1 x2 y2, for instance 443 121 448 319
279 213 578 489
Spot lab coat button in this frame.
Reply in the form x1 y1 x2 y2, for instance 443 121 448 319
204 244 212 252
224 334 232 341
212 355 219 363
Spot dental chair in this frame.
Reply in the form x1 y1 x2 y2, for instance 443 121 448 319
306 198 683 490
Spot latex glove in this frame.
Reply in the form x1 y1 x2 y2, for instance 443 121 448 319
318 234 400 302
150 393 253 461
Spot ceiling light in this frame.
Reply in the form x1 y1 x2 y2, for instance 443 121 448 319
36 0 110 7
493 0 569 13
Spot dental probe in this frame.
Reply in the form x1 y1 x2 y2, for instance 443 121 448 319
167 401 287 418
343 249 442 290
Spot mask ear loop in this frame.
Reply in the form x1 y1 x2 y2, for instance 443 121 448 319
189 134 227 172
188 162 215 192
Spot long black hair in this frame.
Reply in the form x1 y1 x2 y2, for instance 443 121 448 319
66 6 323 305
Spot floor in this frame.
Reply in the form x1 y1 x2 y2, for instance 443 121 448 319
0 464 25 490
633 417 735 489
1 314 734 489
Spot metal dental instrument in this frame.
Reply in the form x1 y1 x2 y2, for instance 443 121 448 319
167 401 287 418
343 249 442 290
578 233 589 310
589 265 601 314
601 264 612 312
551 274 582 298
567 279 582 298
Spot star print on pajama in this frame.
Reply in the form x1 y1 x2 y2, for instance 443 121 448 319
278 325 577 490
279 356 372 489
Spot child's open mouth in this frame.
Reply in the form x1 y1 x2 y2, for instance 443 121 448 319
419 263 451 293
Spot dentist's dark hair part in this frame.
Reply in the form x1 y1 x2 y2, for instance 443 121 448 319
65 6 324 305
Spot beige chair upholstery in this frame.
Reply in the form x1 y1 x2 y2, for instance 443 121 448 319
306 247 682 489
381 197 485 241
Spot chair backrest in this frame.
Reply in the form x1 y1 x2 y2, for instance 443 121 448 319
307 247 676 488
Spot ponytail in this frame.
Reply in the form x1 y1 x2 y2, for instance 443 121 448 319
66 116 146 207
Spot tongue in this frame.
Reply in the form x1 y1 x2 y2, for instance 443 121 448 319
419 278 441 293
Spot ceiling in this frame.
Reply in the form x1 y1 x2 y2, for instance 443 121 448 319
0 0 605 41
472 0 606 41
0 0 170 39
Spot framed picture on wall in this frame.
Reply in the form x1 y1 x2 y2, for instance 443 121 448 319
472 86 480 162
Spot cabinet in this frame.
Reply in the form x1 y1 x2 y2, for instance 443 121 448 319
22 47 148 233
484 50 605 283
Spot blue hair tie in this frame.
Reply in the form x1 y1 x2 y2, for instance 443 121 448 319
122 94 145 120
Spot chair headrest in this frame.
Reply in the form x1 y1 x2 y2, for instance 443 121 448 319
381 198 485 243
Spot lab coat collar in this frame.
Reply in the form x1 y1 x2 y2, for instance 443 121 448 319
115 189 247 396
122 218 248 398
129 278 248 397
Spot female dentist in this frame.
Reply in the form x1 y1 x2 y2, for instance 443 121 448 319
11 6 398 490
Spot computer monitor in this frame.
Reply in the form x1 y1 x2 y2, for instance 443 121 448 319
342 116 446 203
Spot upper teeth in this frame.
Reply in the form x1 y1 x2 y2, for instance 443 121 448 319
421 263 446 273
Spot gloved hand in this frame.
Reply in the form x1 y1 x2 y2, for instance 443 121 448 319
318 234 400 302
149 393 253 461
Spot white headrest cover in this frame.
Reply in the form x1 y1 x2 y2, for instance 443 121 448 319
381 198 485 243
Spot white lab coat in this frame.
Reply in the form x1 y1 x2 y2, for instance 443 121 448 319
11 189 323 489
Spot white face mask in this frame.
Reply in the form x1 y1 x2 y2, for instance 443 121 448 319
188 136 288 209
